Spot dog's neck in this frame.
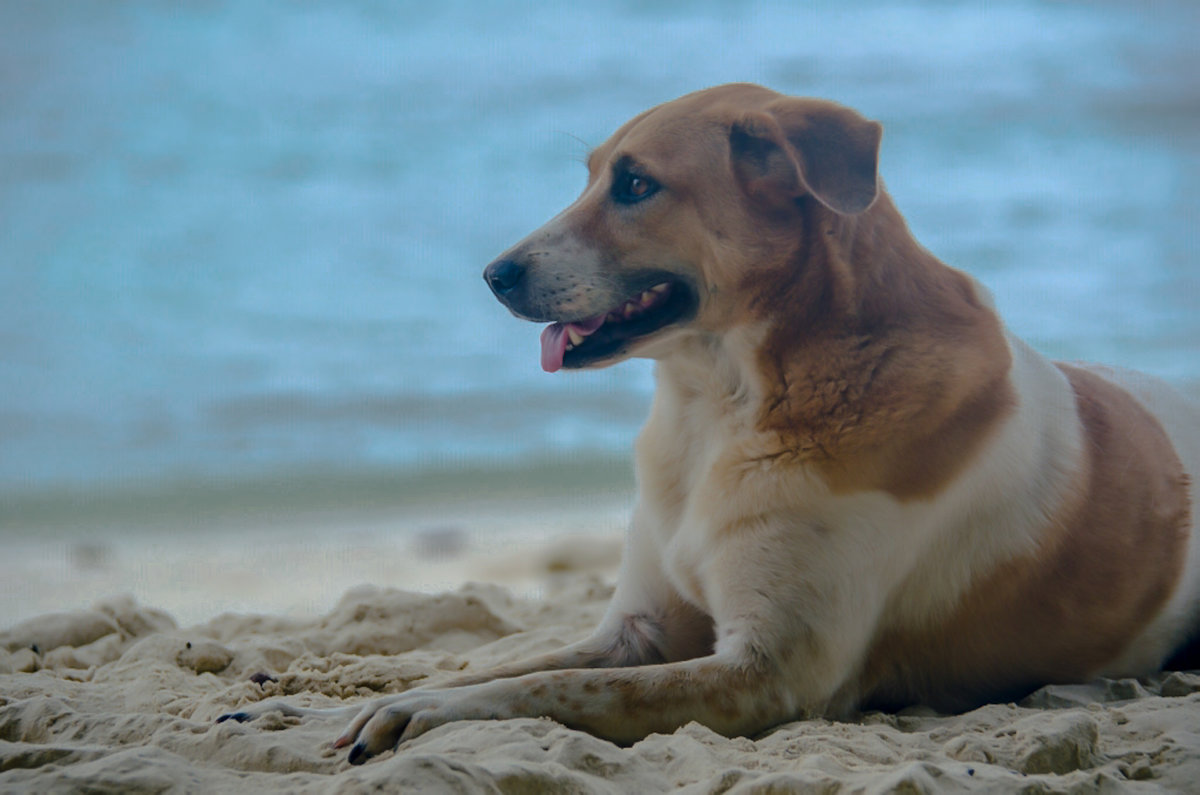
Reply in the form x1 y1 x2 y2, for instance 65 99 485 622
652 327 765 414
762 190 981 335
653 190 1015 496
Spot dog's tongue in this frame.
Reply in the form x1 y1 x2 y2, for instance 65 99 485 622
540 315 605 373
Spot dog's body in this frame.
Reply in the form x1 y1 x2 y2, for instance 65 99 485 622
223 84 1199 763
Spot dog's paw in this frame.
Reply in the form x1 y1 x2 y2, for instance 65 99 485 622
334 692 459 764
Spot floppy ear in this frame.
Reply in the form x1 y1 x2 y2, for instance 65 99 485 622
730 99 882 215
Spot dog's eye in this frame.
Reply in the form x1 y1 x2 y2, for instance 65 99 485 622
612 171 659 205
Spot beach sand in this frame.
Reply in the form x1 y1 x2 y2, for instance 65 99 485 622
3 499 1199 793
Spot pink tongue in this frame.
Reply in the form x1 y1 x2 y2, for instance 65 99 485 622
539 315 605 373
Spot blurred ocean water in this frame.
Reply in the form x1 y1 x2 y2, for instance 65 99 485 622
1 1 1197 517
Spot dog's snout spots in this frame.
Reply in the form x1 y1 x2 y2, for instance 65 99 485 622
485 259 526 296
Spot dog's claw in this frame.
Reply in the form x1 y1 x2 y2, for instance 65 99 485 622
216 712 251 724
348 742 369 765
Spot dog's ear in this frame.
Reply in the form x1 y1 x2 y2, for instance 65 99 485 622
730 100 882 216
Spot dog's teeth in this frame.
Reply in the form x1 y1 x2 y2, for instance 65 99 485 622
611 286 668 323
567 328 585 346
565 342 574 351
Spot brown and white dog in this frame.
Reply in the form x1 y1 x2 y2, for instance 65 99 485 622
222 84 1199 764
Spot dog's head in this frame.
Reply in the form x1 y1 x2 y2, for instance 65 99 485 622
483 83 883 373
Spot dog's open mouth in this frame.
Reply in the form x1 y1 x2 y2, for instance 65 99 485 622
539 278 697 372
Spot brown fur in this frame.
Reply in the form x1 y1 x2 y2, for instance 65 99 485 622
861 364 1191 710
747 191 1016 499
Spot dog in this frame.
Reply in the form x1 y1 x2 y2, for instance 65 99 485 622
221 83 1199 764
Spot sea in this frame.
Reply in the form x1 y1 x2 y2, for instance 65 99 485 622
2 0 1197 530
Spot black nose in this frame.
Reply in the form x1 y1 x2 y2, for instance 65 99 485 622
484 259 526 295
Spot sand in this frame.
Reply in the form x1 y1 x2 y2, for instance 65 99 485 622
3 513 1200 793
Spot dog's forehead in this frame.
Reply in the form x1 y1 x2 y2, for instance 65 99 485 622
588 84 785 175
649 82 782 121
616 115 723 162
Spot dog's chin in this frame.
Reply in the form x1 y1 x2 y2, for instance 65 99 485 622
555 275 700 371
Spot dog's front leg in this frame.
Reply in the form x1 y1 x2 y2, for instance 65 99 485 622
220 604 704 729
338 645 802 762
339 517 878 761
333 577 715 755
431 528 715 689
